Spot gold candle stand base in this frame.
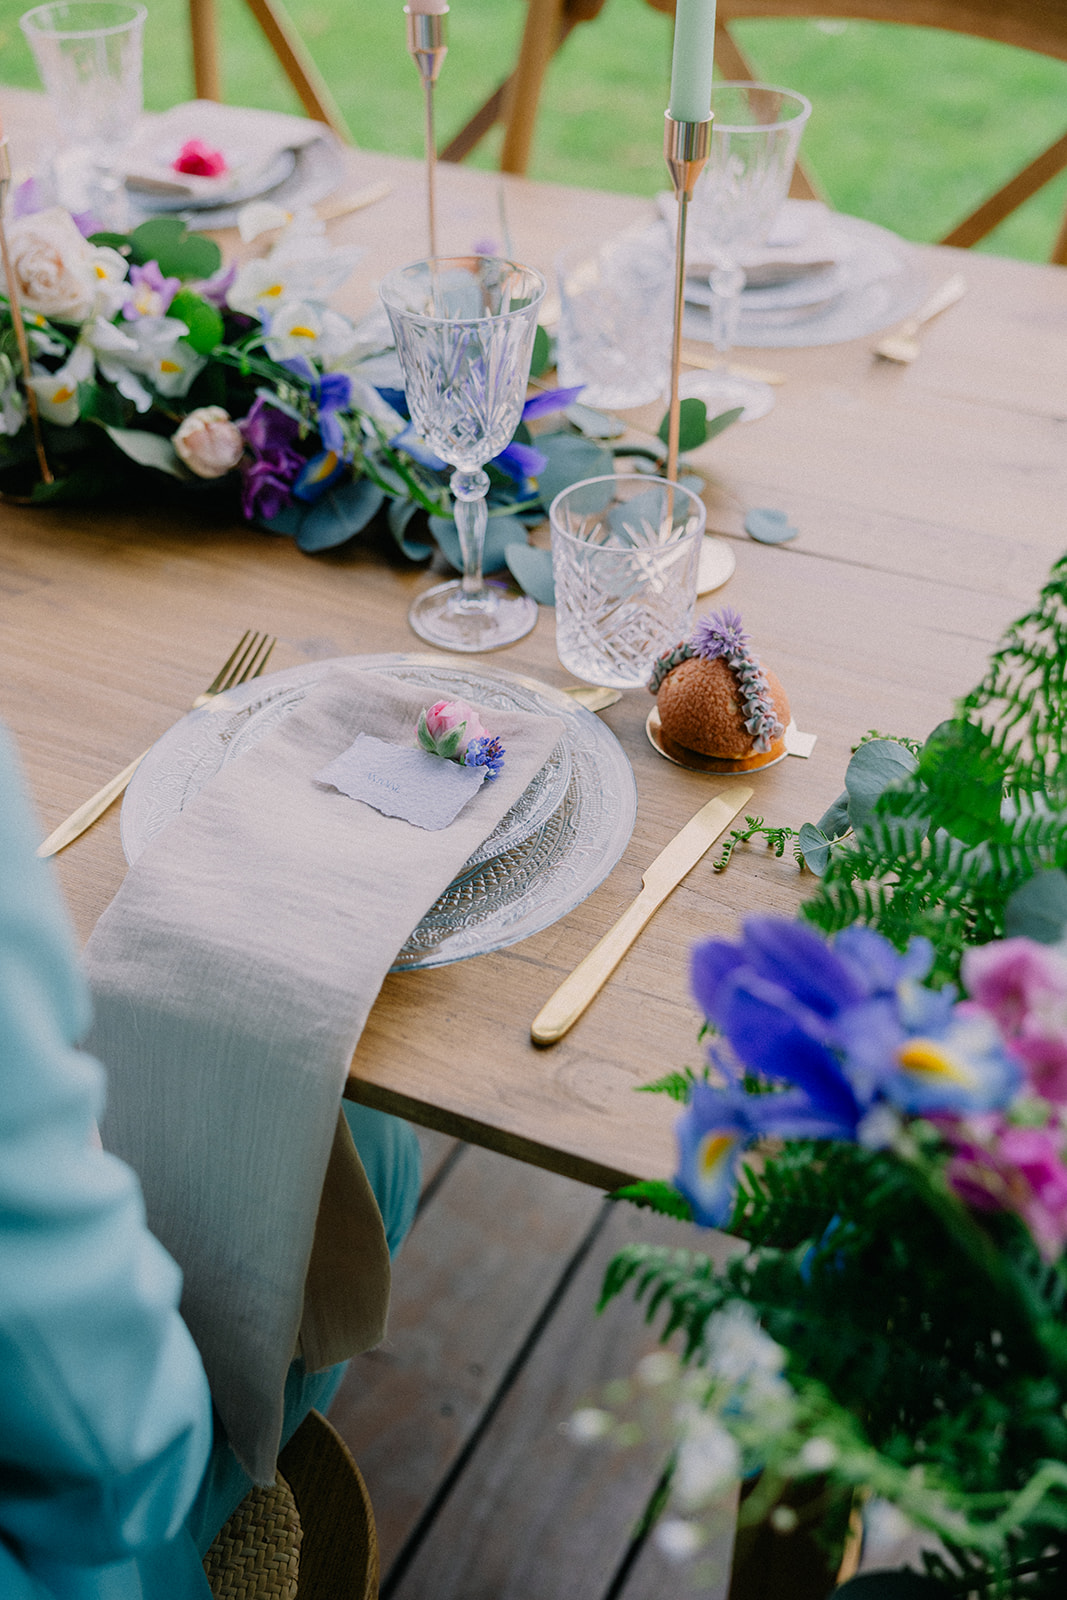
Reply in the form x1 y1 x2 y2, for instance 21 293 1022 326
663 112 711 484
405 8 449 259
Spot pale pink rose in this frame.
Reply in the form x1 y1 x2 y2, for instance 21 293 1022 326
424 699 486 754
173 407 246 479
6 207 125 322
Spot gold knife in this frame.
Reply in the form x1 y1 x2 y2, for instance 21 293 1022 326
531 783 753 1045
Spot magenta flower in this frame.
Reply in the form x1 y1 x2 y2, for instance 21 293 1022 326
962 938 1067 1102
945 1118 1067 1261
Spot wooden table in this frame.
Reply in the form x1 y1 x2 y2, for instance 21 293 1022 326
2 89 1065 1192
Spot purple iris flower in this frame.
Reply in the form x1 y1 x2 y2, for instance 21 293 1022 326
491 386 585 490
123 260 181 320
309 372 353 458
238 397 306 521
200 262 238 308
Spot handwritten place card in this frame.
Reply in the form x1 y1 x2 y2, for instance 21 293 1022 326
315 733 485 830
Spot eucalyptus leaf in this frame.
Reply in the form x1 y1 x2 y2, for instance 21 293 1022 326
128 219 222 280
429 512 528 574
564 402 627 439
608 487 666 547
844 738 920 832
387 497 433 560
705 405 744 441
505 543 555 604
296 480 385 551
1004 868 1067 945
530 324 552 378
104 426 185 478
260 503 304 537
536 432 613 511
657 397 708 453
797 822 833 877
745 506 799 545
815 791 851 840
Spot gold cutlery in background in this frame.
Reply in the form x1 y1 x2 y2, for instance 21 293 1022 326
873 273 968 364
37 632 276 859
531 783 753 1045
680 343 787 387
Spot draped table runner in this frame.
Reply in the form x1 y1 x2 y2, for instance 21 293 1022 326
84 665 564 1480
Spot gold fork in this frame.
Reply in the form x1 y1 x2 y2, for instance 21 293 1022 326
37 631 277 859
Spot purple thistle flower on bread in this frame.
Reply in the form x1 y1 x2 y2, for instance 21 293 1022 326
691 608 750 661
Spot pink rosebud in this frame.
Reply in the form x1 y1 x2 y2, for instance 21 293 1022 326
424 699 486 755
173 406 245 479
173 139 228 178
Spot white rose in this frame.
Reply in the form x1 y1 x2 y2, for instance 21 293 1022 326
6 208 126 324
172 406 246 479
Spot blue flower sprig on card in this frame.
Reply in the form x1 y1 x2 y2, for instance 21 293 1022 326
416 700 505 781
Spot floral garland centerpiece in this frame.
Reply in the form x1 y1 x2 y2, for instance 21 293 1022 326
0 196 740 595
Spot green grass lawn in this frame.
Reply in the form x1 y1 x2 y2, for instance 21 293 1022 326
2 0 1065 261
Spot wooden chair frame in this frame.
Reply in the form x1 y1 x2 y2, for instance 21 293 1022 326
448 0 1067 263
188 0 351 142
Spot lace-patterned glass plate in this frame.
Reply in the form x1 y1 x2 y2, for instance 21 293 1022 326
121 654 637 972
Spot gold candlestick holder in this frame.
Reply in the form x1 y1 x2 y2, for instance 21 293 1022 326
663 112 711 484
0 136 52 487
405 6 449 259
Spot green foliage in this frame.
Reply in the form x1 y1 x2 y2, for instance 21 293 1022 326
603 1140 1067 1592
609 1181 694 1223
656 398 743 453
712 814 802 873
802 555 1067 982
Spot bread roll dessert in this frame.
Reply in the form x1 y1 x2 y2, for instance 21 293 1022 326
648 608 789 766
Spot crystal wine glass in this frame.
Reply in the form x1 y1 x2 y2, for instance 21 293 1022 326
380 256 546 653
685 83 812 422
21 0 147 230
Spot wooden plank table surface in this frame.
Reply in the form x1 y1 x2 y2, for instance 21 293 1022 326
2 88 1065 1195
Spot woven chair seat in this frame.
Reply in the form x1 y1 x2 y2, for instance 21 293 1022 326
204 1474 302 1600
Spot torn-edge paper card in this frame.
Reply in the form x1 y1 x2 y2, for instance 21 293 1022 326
315 733 486 830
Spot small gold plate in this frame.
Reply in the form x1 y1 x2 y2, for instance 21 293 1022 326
645 705 791 774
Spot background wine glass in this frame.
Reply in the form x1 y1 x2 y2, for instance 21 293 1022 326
21 0 147 230
380 256 545 653
685 82 812 422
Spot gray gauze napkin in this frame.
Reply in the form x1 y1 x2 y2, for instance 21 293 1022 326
84 666 563 1481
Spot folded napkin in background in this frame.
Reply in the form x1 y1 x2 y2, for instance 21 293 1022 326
84 666 564 1481
121 100 332 204
656 195 839 287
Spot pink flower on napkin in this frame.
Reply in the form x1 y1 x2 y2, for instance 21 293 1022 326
423 700 486 755
173 139 228 178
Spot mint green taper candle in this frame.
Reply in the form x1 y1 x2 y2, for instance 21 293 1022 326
667 0 716 123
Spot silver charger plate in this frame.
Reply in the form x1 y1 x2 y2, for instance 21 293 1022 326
121 654 638 972
683 213 927 348
128 148 298 213
128 135 346 231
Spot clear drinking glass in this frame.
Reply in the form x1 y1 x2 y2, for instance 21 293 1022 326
685 83 812 421
555 221 674 410
21 0 146 228
549 474 706 688
380 256 546 653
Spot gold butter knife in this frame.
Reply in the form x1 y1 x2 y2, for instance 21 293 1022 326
531 783 753 1045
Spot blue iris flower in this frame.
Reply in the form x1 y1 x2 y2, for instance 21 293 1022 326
677 916 1022 1228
